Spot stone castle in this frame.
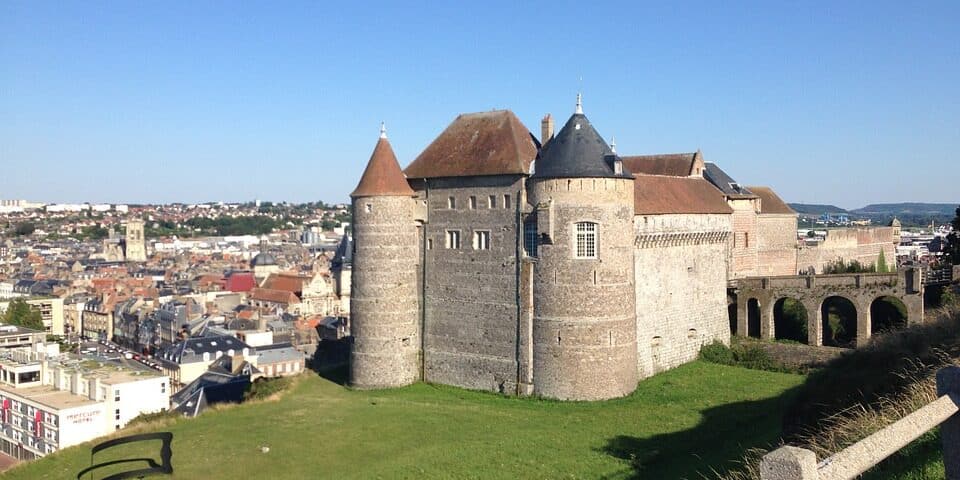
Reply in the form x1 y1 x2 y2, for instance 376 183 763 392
348 97 896 401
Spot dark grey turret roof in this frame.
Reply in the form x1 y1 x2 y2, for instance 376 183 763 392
532 113 632 179
250 252 277 267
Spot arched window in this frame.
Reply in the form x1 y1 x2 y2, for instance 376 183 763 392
574 222 598 258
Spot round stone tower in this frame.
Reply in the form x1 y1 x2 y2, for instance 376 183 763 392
527 96 638 400
349 124 421 389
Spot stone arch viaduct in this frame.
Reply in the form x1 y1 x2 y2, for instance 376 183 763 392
731 268 925 347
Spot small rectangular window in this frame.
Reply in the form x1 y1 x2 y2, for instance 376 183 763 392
427 238 433 250
364 204 372 213
446 230 461 249
469 196 477 209
448 197 456 209
473 231 491 250
503 194 511 209
744 232 750 248
488 195 496 208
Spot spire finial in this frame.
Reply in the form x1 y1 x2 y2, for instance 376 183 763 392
575 92 583 114
610 136 616 153
379 121 387 139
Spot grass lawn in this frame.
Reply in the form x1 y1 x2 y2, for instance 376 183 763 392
4 361 804 480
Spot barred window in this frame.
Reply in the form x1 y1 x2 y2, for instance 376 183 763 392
523 220 538 257
446 230 461 249
473 230 490 250
574 222 597 258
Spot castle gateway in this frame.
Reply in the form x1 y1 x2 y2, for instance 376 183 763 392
349 98 734 401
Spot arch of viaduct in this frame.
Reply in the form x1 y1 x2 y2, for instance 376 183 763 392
731 268 925 347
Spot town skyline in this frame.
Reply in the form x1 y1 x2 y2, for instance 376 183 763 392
3 2 959 206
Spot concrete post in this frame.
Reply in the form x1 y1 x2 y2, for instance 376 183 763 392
856 302 871 347
760 446 819 480
737 297 748 337
805 300 822 347
937 366 960 480
761 298 775 340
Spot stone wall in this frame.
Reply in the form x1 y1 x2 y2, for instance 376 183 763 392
798 227 896 274
528 177 638 400
349 195 421 389
756 214 799 276
412 175 526 394
634 213 732 377
729 198 760 278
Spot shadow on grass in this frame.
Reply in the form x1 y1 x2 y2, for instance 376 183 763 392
602 386 801 479
308 338 351 385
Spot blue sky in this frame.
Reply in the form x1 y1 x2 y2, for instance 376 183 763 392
2 1 958 208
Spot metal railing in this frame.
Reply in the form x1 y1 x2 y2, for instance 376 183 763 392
760 366 959 480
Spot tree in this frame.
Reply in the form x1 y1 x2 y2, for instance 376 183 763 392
2 299 44 331
876 250 889 273
13 222 35 236
946 205 960 265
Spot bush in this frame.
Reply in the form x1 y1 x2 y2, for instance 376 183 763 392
699 341 786 373
699 341 736 365
244 376 294 401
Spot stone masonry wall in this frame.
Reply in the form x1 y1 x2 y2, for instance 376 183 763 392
634 213 732 377
798 227 896 274
529 177 638 400
412 175 526 394
350 195 421 388
756 214 799 276
729 198 759 279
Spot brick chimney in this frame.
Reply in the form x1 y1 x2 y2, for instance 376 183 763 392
541 114 554 146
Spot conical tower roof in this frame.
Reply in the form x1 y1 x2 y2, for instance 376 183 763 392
351 128 415 198
532 97 632 179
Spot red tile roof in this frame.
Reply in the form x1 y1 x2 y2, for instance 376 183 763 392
621 153 696 177
404 110 537 178
351 137 415 197
261 273 307 293
249 288 300 305
634 175 733 215
746 186 795 214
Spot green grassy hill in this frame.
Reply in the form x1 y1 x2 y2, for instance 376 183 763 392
4 362 803 480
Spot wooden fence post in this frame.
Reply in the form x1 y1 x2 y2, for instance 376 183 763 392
760 446 818 480
937 366 960 480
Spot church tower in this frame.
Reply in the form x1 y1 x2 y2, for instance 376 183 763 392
349 124 421 389
123 218 147 262
527 95 638 400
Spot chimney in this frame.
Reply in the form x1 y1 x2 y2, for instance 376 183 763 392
541 114 554 146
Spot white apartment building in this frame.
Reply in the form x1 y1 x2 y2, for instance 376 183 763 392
0 345 169 460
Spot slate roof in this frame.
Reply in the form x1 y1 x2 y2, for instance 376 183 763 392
703 162 754 196
622 153 696 177
255 342 303 365
161 335 251 364
532 113 632 179
351 136 415 197
250 252 277 267
404 110 537 179
746 186 795 214
633 176 732 215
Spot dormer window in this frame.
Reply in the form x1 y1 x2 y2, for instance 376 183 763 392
614 159 623 175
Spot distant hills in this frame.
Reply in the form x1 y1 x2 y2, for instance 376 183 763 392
852 203 958 215
788 203 849 215
788 202 957 227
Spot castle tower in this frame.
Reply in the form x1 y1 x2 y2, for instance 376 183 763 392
349 124 421 389
527 95 638 400
123 219 147 262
